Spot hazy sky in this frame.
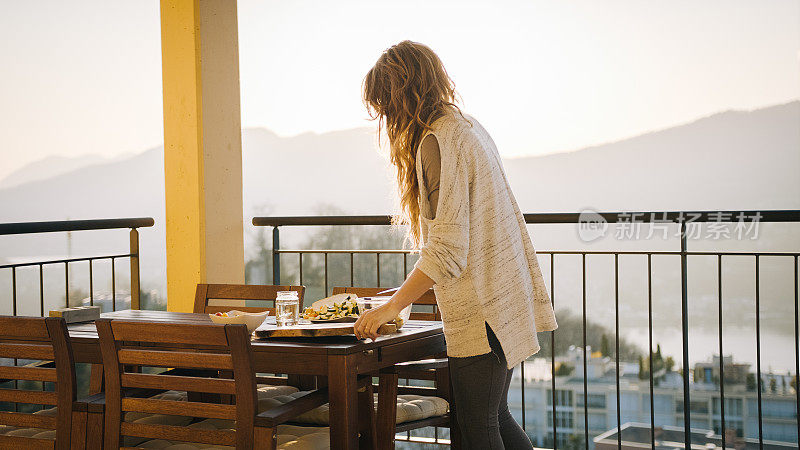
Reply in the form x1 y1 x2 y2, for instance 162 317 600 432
1 0 798 180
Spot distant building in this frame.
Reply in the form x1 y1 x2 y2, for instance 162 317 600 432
594 422 797 450
508 347 799 448
694 355 751 385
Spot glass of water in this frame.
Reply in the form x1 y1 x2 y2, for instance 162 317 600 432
275 291 299 327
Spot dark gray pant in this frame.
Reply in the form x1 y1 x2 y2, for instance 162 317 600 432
449 324 533 449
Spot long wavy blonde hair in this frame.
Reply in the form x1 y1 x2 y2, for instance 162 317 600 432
363 40 462 248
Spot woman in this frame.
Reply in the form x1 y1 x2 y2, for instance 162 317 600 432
354 40 558 449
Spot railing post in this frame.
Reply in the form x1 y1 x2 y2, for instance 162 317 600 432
272 226 280 285
130 228 140 310
680 221 691 449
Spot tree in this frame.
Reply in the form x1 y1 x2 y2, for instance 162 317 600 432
601 334 610 357
746 373 756 391
769 378 777 393
664 356 675 372
555 363 574 377
565 433 584 450
638 355 646 380
531 310 642 360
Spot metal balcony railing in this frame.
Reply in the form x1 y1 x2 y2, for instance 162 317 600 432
253 210 800 449
0 218 154 314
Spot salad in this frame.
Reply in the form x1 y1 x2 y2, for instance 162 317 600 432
302 295 359 321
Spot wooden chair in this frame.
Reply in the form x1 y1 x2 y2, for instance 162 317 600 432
194 283 305 315
0 316 88 449
96 318 328 450
331 287 459 449
194 283 311 390
88 284 308 397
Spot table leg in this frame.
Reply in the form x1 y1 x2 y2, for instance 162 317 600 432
376 372 399 450
357 376 377 449
327 354 359 449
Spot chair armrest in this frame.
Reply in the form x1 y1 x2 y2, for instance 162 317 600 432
255 388 329 428
381 358 448 374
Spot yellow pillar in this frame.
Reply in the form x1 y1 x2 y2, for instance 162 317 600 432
160 0 245 312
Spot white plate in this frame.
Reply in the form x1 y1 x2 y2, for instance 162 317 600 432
209 310 269 333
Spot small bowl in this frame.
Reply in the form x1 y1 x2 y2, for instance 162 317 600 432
356 297 412 330
209 310 269 333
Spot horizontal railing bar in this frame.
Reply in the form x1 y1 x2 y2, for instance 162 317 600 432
253 210 800 227
273 249 800 257
276 249 411 254
0 217 154 235
0 253 134 270
255 215 393 226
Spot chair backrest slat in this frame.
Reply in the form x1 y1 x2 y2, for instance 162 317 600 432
195 283 305 314
120 372 236 395
120 422 237 446
0 434 57 449
0 410 57 429
117 349 234 370
0 365 57 382
332 287 439 320
0 388 58 405
97 319 258 449
121 397 237 420
110 321 229 346
0 316 50 339
0 343 55 360
0 316 76 450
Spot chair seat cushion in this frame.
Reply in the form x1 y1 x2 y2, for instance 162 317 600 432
394 395 450 423
262 392 449 425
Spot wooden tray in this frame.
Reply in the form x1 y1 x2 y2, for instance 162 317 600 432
255 321 396 338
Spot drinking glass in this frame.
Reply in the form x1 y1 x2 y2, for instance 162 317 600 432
275 291 299 327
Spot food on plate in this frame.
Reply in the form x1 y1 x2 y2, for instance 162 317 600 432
303 294 360 321
214 312 228 317
300 293 411 330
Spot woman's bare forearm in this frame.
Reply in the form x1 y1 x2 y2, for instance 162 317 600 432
387 267 435 313
354 267 435 340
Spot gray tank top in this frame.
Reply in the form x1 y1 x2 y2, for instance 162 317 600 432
419 134 441 219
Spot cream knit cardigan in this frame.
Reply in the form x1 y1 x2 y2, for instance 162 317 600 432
413 107 558 368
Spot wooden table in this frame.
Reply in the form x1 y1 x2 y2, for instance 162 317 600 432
67 309 446 449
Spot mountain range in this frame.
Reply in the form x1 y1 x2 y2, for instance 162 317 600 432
2 101 797 223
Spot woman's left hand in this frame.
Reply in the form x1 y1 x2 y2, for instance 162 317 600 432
354 302 400 340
